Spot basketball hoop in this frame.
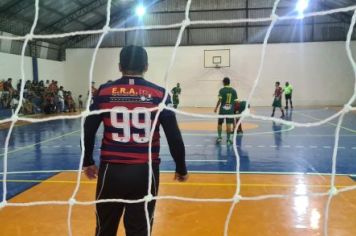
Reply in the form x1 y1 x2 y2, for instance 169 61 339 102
204 49 230 68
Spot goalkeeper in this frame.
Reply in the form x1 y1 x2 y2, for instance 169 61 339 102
83 45 188 236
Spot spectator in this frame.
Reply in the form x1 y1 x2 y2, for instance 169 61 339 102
0 79 4 108
22 98 34 115
57 86 65 112
10 94 19 112
91 81 98 97
43 92 55 114
78 94 83 110
65 91 76 112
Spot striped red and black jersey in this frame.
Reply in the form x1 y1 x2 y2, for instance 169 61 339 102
274 87 283 99
90 76 174 164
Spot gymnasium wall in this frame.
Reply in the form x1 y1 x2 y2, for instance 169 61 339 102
0 52 65 88
64 41 356 107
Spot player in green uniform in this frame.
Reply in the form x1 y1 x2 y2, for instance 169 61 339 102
284 82 293 109
214 77 238 145
171 83 181 108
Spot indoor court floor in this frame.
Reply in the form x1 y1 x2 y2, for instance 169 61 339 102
0 107 355 235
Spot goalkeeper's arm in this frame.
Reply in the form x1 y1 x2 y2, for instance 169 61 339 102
160 114 187 179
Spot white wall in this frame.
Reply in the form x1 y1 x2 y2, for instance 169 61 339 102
65 42 356 107
0 52 65 88
1 42 354 107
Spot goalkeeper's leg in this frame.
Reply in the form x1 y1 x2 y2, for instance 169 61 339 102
216 118 224 144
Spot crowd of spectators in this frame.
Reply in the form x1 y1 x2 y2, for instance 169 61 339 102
0 78 85 115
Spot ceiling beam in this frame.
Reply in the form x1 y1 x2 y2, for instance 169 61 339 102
149 6 290 14
316 0 351 24
71 0 106 18
0 0 33 18
0 0 63 36
62 8 128 49
61 0 176 48
0 14 31 35
37 0 108 34
0 13 62 36
39 3 91 29
0 0 29 13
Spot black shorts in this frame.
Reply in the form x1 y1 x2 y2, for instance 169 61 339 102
95 162 160 236
285 94 292 100
218 118 234 125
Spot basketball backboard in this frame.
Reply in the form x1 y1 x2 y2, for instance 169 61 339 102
204 49 230 68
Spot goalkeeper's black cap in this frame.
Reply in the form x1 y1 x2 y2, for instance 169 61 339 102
119 45 148 73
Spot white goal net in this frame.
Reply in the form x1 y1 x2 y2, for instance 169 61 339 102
0 0 356 235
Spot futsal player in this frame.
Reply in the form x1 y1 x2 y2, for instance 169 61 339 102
214 77 238 145
234 100 248 133
271 81 285 118
83 45 188 236
171 83 181 108
284 81 293 109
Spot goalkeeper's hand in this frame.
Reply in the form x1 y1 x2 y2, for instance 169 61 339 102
83 165 98 180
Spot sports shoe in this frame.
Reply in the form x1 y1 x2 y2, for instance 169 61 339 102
216 137 222 144
226 139 233 145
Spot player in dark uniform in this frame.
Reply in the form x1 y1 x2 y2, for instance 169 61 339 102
171 83 181 108
234 100 249 133
83 45 188 236
271 81 285 118
214 77 238 145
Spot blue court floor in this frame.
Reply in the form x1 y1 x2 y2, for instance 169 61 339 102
0 107 355 199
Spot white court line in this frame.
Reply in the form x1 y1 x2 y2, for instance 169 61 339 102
7 144 356 151
160 170 356 176
0 169 354 176
0 170 78 175
294 110 356 133
186 159 228 163
180 124 294 136
0 130 80 157
168 144 354 149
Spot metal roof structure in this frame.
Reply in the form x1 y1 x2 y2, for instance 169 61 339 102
0 0 355 61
